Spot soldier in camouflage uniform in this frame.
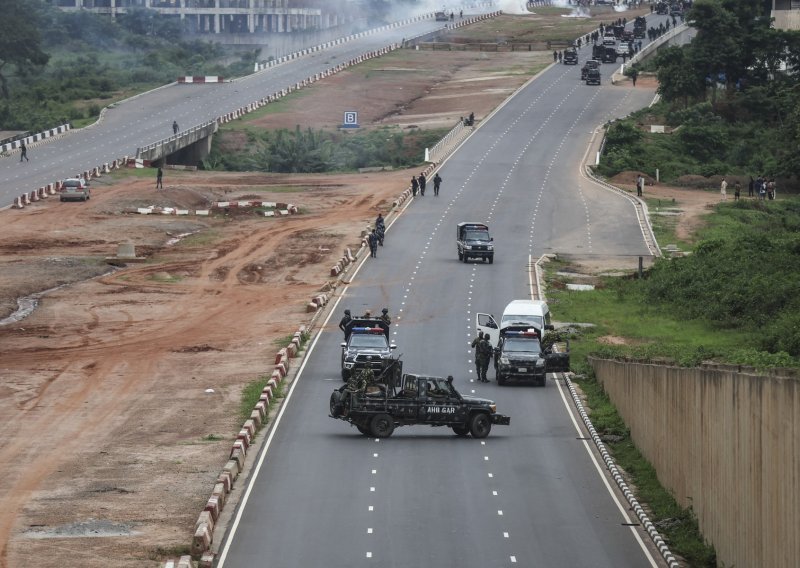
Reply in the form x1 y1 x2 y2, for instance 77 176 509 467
342 368 371 413
471 331 488 382
479 335 493 382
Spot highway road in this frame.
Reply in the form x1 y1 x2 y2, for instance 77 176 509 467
216 13 678 568
0 13 453 208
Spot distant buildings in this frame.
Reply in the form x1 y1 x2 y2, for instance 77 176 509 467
45 0 357 34
771 0 800 30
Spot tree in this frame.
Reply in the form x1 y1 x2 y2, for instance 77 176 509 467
654 46 703 106
0 0 50 98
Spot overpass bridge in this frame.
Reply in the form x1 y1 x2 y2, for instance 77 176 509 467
136 119 218 166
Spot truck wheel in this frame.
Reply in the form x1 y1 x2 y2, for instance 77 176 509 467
329 392 343 417
497 374 506 386
469 413 492 438
341 368 349 381
371 413 395 438
452 424 469 437
538 376 547 387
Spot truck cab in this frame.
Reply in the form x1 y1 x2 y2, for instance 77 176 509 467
563 47 578 65
493 327 569 386
457 222 494 264
340 319 396 380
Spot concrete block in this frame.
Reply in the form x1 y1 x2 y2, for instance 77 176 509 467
199 551 216 568
306 302 318 313
267 378 278 389
137 208 152 215
196 510 214 533
191 524 211 559
330 266 340 277
230 448 245 472
255 400 267 418
262 385 273 398
243 419 257 438
275 348 288 364
279 209 289 216
176 210 189 215
217 471 233 493
223 459 240 480
274 362 287 378
212 482 227 508
177 555 193 568
263 211 275 217
196 210 210 216
232 437 248 455
236 430 251 449
205 495 220 522
250 409 262 428
286 342 297 358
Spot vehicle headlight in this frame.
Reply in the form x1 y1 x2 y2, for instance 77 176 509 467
490 404 496 413
487 245 493 250
464 245 472 250
536 358 545 366
499 357 509 365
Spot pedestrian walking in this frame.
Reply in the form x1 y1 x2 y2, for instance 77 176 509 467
630 67 638 87
368 229 379 258
553 50 558 62
433 173 442 196
19 141 29 162
172 120 179 135
748 176 754 197
156 167 163 189
734 181 741 200
418 173 427 196
411 175 419 197
720 177 728 200
636 174 644 196
339 309 353 340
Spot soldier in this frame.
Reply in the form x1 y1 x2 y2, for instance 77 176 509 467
368 229 379 258
411 175 419 197
418 172 427 196
342 368 370 411
433 173 442 196
380 308 391 340
339 309 352 340
471 332 487 382
479 335 493 382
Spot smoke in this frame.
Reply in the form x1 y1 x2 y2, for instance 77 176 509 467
494 0 531 14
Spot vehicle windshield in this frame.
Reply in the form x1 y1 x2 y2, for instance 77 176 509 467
464 231 490 241
425 377 456 396
349 335 388 349
63 180 83 188
503 338 542 354
500 314 543 329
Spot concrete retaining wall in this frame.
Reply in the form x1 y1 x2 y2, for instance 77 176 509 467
589 357 799 568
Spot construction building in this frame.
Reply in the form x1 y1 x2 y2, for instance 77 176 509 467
45 0 357 34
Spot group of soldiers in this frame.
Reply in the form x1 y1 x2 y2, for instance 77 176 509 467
471 331 493 382
338 307 391 340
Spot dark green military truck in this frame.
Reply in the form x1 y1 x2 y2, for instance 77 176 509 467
330 367 510 438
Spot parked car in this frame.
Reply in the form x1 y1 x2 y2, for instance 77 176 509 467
60 178 91 202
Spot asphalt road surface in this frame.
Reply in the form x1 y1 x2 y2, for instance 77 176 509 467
0 14 451 208
216 13 679 568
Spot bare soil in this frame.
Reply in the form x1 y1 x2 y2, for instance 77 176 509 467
0 22 717 568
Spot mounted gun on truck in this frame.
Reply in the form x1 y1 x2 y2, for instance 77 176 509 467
329 360 510 438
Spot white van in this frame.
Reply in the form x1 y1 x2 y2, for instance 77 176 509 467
476 300 552 348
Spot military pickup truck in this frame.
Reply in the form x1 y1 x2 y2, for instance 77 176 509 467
340 318 395 380
457 222 494 263
329 366 511 438
563 47 578 65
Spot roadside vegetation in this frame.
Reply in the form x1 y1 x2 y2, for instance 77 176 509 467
0 0 258 131
204 125 448 172
599 0 800 184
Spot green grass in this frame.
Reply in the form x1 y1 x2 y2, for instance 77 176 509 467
643 197 695 251
224 90 313 128
178 230 221 247
240 376 285 423
573 375 716 567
